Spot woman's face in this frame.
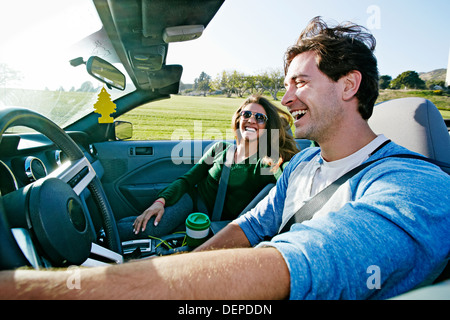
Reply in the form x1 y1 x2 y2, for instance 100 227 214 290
238 103 268 142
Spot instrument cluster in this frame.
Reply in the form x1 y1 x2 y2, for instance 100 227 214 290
0 150 66 197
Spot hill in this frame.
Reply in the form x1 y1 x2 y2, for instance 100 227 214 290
419 68 447 82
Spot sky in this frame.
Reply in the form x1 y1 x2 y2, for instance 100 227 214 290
0 0 448 89
166 0 450 84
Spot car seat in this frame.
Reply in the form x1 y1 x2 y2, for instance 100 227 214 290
368 97 450 165
369 97 450 296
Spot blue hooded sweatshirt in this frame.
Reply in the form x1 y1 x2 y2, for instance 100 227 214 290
235 141 450 299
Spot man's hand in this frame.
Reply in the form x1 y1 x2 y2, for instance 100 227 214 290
0 247 290 300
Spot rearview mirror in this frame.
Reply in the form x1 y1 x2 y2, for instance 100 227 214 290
86 56 126 91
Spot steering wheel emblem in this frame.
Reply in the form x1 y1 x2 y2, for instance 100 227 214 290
67 198 87 233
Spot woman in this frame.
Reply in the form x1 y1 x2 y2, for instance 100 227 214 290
117 94 299 240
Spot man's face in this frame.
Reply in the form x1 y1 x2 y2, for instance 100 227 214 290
281 51 345 142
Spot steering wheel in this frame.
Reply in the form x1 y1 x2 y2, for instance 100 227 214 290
0 107 122 270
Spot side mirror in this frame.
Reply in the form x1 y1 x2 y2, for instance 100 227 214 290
86 56 126 91
115 121 133 140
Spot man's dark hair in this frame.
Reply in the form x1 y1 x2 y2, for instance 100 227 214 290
284 16 379 119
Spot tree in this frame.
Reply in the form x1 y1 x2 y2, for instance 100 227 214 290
211 71 234 97
242 75 260 94
194 72 212 96
426 80 445 90
77 81 95 92
179 81 193 92
229 71 248 98
379 75 392 90
210 68 285 99
212 70 253 98
0 63 22 86
256 68 285 100
390 71 426 90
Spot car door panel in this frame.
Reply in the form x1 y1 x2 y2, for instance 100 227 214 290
94 138 312 221
93 140 217 221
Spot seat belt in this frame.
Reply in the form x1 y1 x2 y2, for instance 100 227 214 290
278 152 440 234
211 144 235 222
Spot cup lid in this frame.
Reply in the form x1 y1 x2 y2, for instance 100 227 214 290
186 213 210 230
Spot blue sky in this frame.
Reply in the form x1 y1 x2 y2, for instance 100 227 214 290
167 0 450 84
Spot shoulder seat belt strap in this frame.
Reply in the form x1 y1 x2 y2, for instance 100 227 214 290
278 149 444 234
211 144 235 221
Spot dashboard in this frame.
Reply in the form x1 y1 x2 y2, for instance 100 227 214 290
0 123 127 269
0 131 91 197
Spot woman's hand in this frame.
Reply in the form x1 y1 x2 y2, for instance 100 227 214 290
133 198 165 234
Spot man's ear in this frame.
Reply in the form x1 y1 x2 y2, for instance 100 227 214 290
342 70 362 101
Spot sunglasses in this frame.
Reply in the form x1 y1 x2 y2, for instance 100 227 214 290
240 110 268 124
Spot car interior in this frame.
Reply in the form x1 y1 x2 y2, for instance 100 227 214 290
0 0 449 298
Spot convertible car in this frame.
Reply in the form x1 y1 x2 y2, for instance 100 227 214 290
0 0 449 299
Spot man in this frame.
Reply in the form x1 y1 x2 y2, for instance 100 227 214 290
1 17 449 300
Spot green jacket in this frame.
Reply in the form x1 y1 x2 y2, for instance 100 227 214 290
158 141 278 220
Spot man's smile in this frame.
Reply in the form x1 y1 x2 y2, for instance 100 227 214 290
291 109 307 121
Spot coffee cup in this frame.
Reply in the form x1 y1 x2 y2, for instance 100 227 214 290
185 213 211 247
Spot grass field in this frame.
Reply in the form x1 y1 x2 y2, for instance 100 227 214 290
0 88 97 128
117 96 258 140
117 92 450 140
3 88 447 140
377 90 450 111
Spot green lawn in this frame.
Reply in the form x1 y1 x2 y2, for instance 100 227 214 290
0 88 97 128
117 95 244 140
117 95 288 140
4 88 447 141
377 89 450 111
117 93 449 140
440 109 450 118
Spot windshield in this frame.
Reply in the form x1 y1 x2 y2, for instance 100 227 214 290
0 0 134 131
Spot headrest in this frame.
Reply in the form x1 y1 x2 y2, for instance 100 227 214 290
368 97 450 163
